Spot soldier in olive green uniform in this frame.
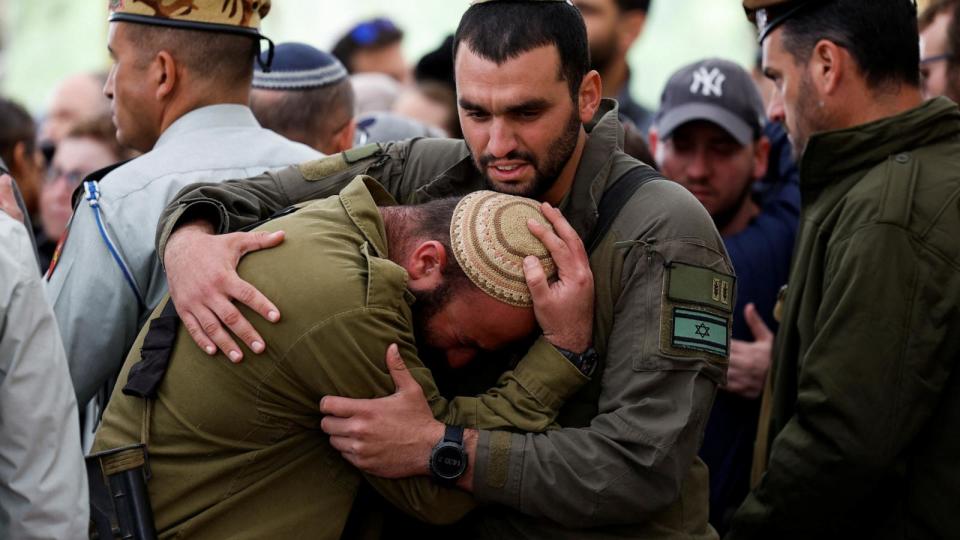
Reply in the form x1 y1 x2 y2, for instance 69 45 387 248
726 1 960 538
155 2 734 536
94 177 591 538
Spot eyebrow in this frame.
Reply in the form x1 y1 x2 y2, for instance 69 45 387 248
458 98 551 115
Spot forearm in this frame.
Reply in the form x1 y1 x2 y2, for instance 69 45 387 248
469 374 716 528
437 337 588 432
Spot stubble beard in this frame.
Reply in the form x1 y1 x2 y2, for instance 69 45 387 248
475 108 582 199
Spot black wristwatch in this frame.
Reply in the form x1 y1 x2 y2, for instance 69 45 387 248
554 345 599 377
429 424 467 485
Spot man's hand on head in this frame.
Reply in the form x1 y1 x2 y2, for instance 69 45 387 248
725 303 774 399
163 220 285 362
320 344 446 479
0 175 25 224
523 202 595 353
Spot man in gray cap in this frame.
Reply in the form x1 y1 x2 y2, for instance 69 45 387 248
650 57 799 535
45 0 320 415
728 1 960 538
251 42 356 155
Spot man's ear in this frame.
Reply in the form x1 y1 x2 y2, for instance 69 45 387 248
330 119 356 154
153 50 178 101
648 127 660 160
618 11 647 52
405 240 447 291
810 39 845 96
752 135 771 180
578 70 603 124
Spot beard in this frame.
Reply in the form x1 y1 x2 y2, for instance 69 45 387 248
788 72 826 160
474 108 582 199
410 280 453 369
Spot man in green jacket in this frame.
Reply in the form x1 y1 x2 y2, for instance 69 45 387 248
154 1 733 537
729 1 960 538
94 177 593 538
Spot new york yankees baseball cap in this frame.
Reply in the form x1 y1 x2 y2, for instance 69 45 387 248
654 58 766 145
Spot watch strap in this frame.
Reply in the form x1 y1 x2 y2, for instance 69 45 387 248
443 424 464 445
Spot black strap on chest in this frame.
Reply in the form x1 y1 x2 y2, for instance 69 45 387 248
585 164 661 255
122 300 181 399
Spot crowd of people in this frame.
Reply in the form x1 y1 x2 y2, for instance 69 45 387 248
0 0 957 538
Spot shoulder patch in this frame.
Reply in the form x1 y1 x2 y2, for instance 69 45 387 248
298 155 348 181
659 263 735 362
343 143 383 164
667 262 735 313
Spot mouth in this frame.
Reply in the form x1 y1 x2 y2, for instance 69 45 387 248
486 162 532 182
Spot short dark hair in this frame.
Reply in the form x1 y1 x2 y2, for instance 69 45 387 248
0 98 36 168
332 18 404 73
128 23 257 87
408 197 469 287
250 79 355 152
453 0 590 99
777 0 920 89
616 0 651 13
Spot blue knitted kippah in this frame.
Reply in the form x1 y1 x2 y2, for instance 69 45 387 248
253 42 348 90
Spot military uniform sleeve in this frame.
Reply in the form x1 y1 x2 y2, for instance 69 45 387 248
728 223 959 539
283 305 587 525
45 193 146 405
472 181 732 527
0 215 88 539
155 138 473 259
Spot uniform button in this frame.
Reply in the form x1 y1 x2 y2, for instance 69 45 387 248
895 153 910 163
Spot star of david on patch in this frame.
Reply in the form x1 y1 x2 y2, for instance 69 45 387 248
695 323 711 339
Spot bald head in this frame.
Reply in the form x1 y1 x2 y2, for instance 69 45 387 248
41 72 111 144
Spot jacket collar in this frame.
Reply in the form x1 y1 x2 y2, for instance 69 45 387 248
800 97 960 187
560 98 625 240
338 175 397 258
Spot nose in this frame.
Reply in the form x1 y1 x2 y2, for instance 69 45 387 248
686 147 710 183
767 91 785 124
104 65 116 100
486 118 519 158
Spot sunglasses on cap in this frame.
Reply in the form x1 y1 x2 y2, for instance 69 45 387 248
348 18 399 46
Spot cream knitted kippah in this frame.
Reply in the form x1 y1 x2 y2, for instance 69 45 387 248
451 191 558 307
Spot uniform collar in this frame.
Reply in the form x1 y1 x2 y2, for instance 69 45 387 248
559 98 625 240
800 97 960 187
154 104 261 150
338 175 397 257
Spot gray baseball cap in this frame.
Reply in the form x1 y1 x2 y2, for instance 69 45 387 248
654 58 766 145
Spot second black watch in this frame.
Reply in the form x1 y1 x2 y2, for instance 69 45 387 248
554 345 599 377
429 424 467 485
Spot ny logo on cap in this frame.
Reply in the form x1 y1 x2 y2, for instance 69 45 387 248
690 67 726 98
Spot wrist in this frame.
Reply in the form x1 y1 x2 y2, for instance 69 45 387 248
420 420 445 476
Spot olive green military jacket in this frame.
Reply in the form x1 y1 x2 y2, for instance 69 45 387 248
157 100 734 539
95 177 589 539
729 98 960 539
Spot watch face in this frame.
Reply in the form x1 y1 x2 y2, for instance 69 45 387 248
432 443 466 479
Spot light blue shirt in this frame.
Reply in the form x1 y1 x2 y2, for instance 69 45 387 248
46 104 321 404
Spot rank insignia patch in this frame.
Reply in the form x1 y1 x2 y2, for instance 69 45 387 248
671 307 729 357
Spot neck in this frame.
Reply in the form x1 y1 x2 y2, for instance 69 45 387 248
834 83 924 130
157 83 251 137
716 196 760 237
600 59 628 99
542 128 588 206
379 206 409 264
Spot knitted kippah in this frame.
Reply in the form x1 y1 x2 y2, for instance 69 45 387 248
253 42 348 90
451 191 558 307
